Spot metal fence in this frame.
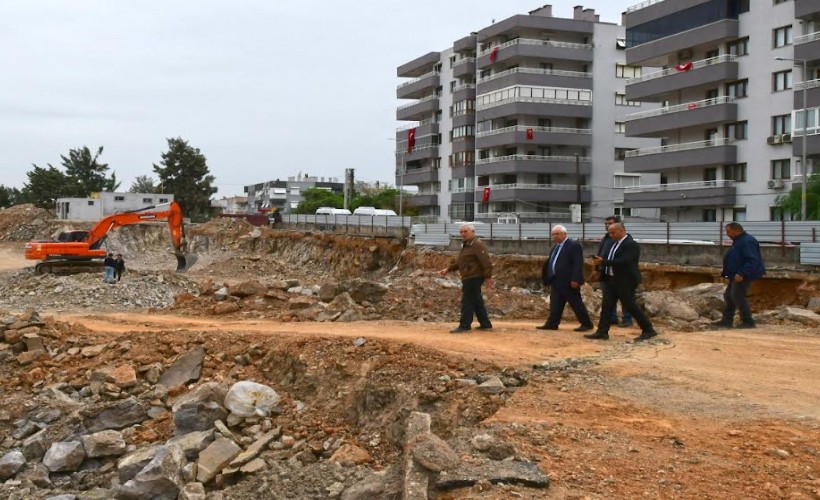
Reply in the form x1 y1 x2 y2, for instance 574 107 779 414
282 214 412 237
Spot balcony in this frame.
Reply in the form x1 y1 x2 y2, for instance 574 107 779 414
795 78 820 109
397 166 439 185
479 183 591 203
477 38 593 69
395 120 438 141
796 0 820 19
453 57 476 78
477 14 594 43
475 155 591 176
795 31 820 65
408 194 438 207
793 132 820 158
475 211 576 222
626 55 738 101
452 83 476 102
626 19 739 66
476 93 592 121
397 71 440 99
625 96 737 137
395 142 439 162
398 51 440 78
477 67 592 94
396 95 440 121
624 138 737 173
624 180 737 208
450 164 475 180
451 137 475 154
476 125 591 148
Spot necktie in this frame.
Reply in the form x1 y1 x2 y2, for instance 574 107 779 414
606 240 621 276
550 242 564 274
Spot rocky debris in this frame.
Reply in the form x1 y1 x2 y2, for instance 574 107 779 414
117 446 162 483
329 444 372 466
0 204 53 241
808 296 820 314
195 438 241 483
228 280 265 298
435 461 550 490
0 450 26 479
117 444 186 500
81 430 127 458
43 441 86 472
403 412 432 500
478 376 506 395
173 401 227 435
84 397 149 432
158 345 205 388
178 482 207 500
228 428 280 467
777 306 820 326
408 433 460 472
91 365 138 389
166 430 215 461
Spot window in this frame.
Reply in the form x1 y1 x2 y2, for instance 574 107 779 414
723 163 747 182
771 159 791 179
773 70 792 91
142 198 152 203
615 64 641 78
159 198 168 203
614 206 633 217
702 209 717 222
536 174 552 185
725 79 748 98
772 114 791 135
724 121 748 140
726 37 749 56
770 206 789 221
733 208 746 221
615 121 626 134
773 25 793 48
614 174 640 188
449 80 456 92
114 196 125 202
794 107 820 135
773 0 790 4
703 168 718 183
87 200 95 206
615 93 641 106
626 0 748 48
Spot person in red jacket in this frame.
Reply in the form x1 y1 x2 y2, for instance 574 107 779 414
439 223 494 333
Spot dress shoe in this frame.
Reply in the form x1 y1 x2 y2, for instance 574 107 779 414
634 330 659 342
536 324 559 330
449 327 471 334
574 325 594 332
735 322 756 329
617 320 633 328
476 326 493 331
710 320 733 329
583 331 609 340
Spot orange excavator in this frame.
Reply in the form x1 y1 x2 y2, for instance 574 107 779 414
24 201 197 275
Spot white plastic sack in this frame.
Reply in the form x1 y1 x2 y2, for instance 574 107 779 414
224 381 280 417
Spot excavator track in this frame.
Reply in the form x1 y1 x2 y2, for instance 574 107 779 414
35 260 105 276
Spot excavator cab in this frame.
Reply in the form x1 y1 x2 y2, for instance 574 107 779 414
57 230 90 243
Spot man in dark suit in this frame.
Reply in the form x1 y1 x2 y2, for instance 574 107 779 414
586 223 659 342
536 225 594 332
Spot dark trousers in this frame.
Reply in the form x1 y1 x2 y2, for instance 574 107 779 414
547 283 593 328
722 280 754 325
597 279 654 334
459 277 492 329
599 281 633 323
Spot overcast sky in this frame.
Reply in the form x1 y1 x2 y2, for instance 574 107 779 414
0 0 632 197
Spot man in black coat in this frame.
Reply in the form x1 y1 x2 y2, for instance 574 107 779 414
592 215 633 327
536 225 594 332
587 223 659 342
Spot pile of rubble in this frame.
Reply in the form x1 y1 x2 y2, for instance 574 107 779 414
0 309 551 499
0 205 55 242
0 271 200 312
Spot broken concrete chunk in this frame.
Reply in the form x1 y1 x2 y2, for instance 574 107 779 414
117 445 186 500
195 438 241 483
81 430 127 458
158 345 205 388
43 441 86 472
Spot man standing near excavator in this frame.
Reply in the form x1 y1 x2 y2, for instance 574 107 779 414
103 253 116 283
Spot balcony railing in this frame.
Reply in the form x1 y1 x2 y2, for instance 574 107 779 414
626 138 734 157
795 31 820 45
453 83 476 92
627 54 737 85
476 154 591 164
475 211 574 219
451 187 474 194
397 95 438 110
624 179 736 194
478 67 592 84
626 0 666 13
397 71 440 89
479 38 593 57
795 78 820 91
396 118 435 132
396 166 439 175
476 95 592 110
626 96 736 121
453 57 476 66
476 125 591 138
478 183 591 191
394 143 439 155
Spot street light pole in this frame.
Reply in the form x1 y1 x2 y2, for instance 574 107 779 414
398 151 404 220
775 56 809 220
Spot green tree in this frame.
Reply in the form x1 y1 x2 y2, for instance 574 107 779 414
294 188 344 214
776 175 820 220
152 138 217 222
0 185 22 208
128 175 158 193
21 165 73 208
61 146 119 195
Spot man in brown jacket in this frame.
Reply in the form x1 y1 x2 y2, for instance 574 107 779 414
439 223 494 333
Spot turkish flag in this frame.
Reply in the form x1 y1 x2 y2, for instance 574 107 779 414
675 61 693 72
526 128 534 140
687 103 698 110
407 128 416 153
490 47 499 63
482 187 491 202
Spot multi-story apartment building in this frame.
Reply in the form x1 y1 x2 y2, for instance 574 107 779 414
395 5 660 222
622 0 819 221
244 175 343 213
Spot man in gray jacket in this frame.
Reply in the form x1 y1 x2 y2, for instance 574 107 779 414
439 223 494 333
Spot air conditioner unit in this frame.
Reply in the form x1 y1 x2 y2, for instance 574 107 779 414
782 133 792 143
768 179 785 189
767 135 783 145
677 48 693 60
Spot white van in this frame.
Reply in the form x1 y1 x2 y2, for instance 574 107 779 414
374 209 397 216
316 207 351 215
352 206 377 216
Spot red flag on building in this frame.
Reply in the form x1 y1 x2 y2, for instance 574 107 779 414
490 47 499 63
674 61 693 72
687 103 698 110
407 128 416 153
526 128 534 140
482 187 491 202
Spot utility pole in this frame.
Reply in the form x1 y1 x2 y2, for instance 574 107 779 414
344 168 354 211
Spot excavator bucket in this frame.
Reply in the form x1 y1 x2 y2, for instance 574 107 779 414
176 252 198 272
